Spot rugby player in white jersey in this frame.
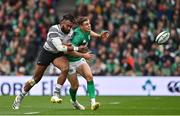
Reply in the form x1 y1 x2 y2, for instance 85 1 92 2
12 14 90 110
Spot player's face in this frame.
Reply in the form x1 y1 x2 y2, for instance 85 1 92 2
81 20 91 32
61 20 73 34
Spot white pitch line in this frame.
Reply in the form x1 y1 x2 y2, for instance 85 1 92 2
109 102 120 104
24 112 40 115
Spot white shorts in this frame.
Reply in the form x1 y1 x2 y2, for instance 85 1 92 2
68 58 87 75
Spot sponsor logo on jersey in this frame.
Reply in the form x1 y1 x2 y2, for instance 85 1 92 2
82 40 86 43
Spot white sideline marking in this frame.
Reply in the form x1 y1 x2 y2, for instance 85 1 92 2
109 102 120 104
24 112 40 114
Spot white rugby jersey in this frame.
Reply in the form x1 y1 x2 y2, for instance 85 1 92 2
43 25 73 53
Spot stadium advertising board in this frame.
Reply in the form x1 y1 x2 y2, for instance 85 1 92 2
0 76 180 96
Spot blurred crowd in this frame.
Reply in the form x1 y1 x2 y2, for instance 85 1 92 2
0 0 58 75
73 0 180 76
0 0 179 76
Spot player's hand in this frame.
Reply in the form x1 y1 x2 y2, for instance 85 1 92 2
78 45 88 52
101 31 109 39
82 53 95 60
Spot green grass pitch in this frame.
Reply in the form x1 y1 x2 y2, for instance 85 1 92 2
0 96 180 115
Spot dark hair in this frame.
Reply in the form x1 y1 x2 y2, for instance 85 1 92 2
76 16 89 25
61 14 75 23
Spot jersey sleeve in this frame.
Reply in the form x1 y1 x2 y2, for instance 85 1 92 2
48 27 61 39
47 27 65 51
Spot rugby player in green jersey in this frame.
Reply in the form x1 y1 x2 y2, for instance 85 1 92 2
51 17 109 110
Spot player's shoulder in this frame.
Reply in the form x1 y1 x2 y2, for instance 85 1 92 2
73 26 81 33
73 27 83 37
49 25 59 32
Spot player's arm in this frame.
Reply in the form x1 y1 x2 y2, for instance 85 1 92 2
90 30 109 39
70 32 90 52
90 31 101 39
50 33 87 52
66 51 94 60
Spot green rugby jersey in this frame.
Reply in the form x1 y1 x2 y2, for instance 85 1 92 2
66 27 91 62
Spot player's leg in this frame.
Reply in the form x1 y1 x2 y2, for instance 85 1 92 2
12 48 51 110
51 56 69 103
68 73 79 102
76 61 100 110
12 64 47 110
68 73 85 110
24 65 47 92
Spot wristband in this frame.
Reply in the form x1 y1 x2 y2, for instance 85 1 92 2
73 46 79 51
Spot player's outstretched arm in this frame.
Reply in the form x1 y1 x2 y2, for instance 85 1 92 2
90 31 101 39
90 30 109 39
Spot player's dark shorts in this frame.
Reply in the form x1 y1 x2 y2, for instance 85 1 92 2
37 48 64 66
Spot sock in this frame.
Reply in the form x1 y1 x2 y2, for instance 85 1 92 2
87 80 96 102
69 88 77 102
91 98 96 105
20 89 27 97
54 84 62 97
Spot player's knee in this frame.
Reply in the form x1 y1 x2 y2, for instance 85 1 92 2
85 74 93 81
61 65 69 73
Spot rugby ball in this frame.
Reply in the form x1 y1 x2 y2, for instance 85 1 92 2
155 31 170 44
